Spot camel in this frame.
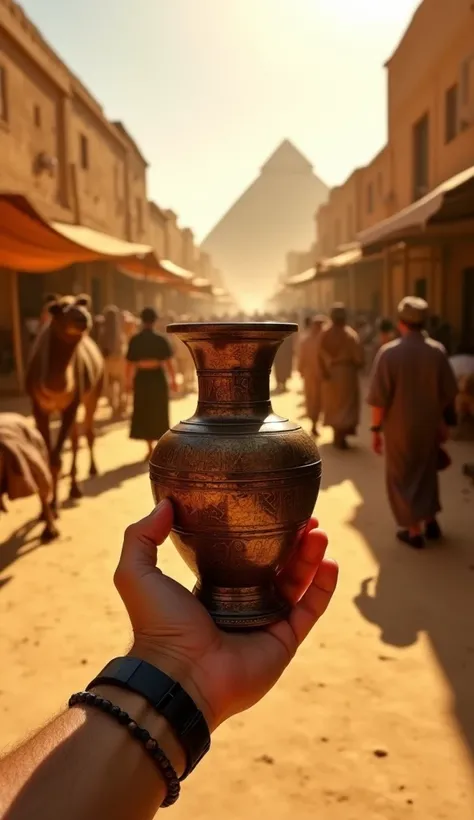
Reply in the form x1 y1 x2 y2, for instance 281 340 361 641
26 295 104 513
97 306 137 416
0 413 58 542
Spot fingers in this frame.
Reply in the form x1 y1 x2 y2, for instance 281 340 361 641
277 527 328 605
288 558 339 647
116 499 173 582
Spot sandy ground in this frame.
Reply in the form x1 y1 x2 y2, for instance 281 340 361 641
0 380 473 819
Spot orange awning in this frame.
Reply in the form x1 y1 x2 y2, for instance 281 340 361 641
0 193 182 283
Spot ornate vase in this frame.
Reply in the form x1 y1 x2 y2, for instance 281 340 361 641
150 323 322 630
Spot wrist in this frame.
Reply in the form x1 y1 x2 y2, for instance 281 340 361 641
128 642 216 731
88 684 186 778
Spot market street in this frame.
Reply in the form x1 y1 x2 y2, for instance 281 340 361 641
0 382 473 820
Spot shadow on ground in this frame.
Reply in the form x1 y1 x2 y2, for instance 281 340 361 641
318 438 474 760
0 518 45 580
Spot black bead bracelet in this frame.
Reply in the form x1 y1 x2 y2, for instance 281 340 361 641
68 691 180 807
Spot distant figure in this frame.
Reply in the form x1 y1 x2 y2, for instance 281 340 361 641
274 329 294 392
368 296 458 549
101 305 127 417
367 317 396 370
173 315 196 394
449 346 474 427
298 314 327 436
428 315 453 355
317 303 364 449
126 307 177 461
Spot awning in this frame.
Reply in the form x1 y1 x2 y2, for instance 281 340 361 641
286 267 317 287
159 259 194 281
319 246 362 271
0 193 181 283
359 165 474 251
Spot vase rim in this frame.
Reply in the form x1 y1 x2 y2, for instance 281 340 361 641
167 322 298 334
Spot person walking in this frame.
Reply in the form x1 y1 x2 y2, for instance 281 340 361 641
368 296 458 549
126 307 177 461
317 303 364 449
273 327 294 393
298 314 327 436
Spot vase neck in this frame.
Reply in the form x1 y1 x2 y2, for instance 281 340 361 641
169 324 296 420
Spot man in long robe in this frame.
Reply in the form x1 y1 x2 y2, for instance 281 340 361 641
298 314 327 436
368 296 458 549
317 304 364 449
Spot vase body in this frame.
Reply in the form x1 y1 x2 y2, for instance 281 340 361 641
150 323 322 629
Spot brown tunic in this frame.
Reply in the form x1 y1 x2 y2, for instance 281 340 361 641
274 334 294 386
298 329 322 424
317 323 364 432
367 332 458 527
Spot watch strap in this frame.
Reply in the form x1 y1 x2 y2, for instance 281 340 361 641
87 656 210 779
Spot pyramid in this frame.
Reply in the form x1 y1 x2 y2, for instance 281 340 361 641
202 140 328 310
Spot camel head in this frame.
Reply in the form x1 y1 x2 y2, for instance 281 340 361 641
48 294 92 342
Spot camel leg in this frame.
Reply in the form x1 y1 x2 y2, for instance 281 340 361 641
50 400 80 512
40 495 60 542
85 382 101 477
32 402 59 516
69 419 83 500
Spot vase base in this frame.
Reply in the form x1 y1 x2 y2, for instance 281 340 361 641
194 583 290 630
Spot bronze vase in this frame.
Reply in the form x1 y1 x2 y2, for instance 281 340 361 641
150 322 322 630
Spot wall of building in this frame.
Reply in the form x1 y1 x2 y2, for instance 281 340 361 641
359 148 390 231
0 0 150 240
316 170 363 258
124 149 148 244
387 0 474 210
0 25 70 221
69 93 129 236
148 202 166 257
163 211 183 263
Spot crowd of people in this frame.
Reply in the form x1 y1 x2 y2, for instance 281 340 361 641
87 295 473 551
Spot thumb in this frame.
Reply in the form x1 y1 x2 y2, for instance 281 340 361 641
117 499 174 578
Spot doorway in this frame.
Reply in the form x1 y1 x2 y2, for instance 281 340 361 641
462 268 474 348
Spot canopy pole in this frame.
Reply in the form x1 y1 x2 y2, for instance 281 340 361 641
9 270 25 393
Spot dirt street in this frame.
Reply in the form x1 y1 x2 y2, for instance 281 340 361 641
1 382 473 819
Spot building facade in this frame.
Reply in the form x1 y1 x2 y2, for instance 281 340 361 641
290 0 474 339
0 0 226 393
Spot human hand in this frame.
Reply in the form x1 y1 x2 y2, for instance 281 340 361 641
114 500 338 732
372 432 383 455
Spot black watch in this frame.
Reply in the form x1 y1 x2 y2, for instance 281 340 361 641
370 425 382 433
87 657 210 779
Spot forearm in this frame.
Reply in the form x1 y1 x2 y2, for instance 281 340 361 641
0 687 185 820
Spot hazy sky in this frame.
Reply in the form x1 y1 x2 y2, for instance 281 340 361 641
21 0 420 241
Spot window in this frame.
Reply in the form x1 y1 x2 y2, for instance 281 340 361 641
415 278 427 300
412 113 429 201
79 134 89 169
445 84 458 143
33 104 41 128
136 197 143 233
367 182 374 214
0 65 7 123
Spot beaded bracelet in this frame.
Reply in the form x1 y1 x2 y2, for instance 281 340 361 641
69 691 180 807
